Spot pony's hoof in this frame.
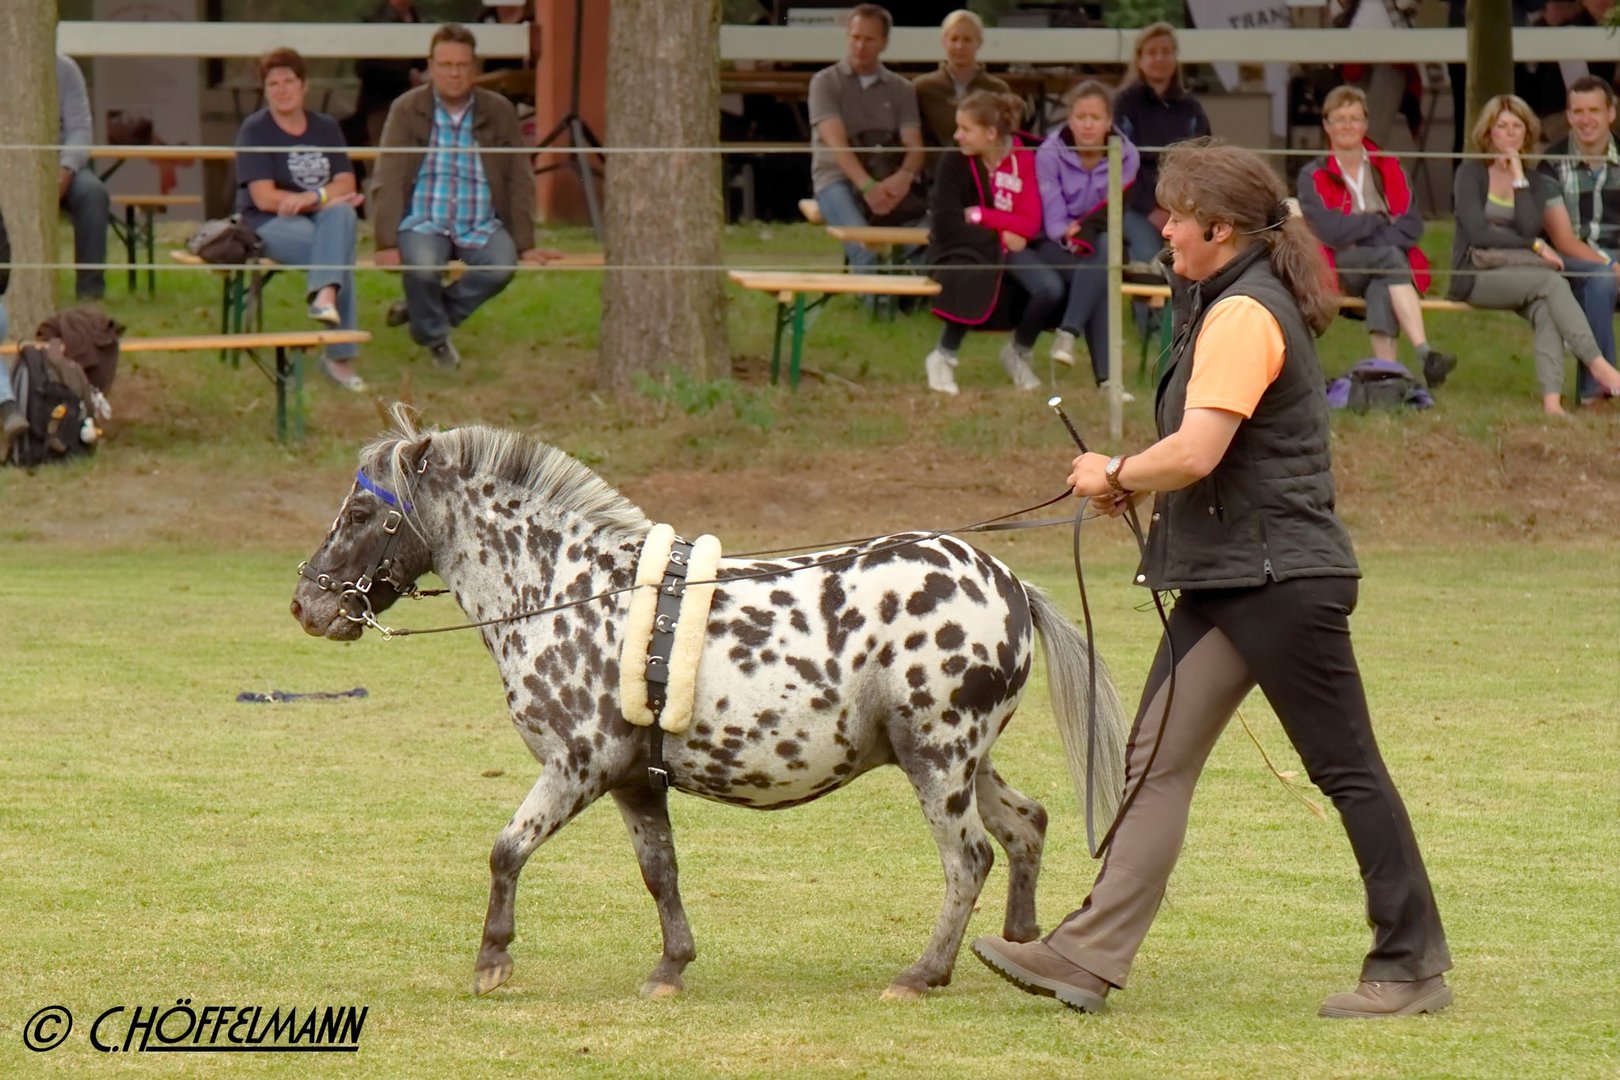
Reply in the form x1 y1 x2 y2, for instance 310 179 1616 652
472 959 512 996
880 983 924 1001
641 980 683 999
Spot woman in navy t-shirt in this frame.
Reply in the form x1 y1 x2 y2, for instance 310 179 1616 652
235 47 366 391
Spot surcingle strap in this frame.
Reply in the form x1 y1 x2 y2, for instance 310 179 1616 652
618 524 723 791
619 524 675 728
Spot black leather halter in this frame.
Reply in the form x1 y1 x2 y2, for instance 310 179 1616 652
297 468 436 628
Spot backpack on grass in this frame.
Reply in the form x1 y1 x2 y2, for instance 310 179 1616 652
1326 358 1433 413
5 341 100 467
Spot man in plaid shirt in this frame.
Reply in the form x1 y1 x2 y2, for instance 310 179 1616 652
373 23 553 370
1540 75 1620 406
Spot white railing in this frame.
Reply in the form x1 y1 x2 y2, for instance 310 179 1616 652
56 21 529 59
718 26 1616 64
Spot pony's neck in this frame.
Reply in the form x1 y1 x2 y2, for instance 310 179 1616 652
428 477 640 631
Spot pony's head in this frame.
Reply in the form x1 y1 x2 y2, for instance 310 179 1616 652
291 406 437 640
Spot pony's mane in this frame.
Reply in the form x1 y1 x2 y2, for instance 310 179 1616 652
359 404 651 539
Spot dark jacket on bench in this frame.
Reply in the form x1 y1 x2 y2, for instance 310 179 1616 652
927 138 1042 330
371 85 535 253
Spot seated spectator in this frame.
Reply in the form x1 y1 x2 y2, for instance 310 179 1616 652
57 55 110 302
235 47 367 392
0 206 22 454
923 90 1053 394
912 10 1012 166
1034 81 1140 399
809 4 927 275
1298 85 1456 387
1537 75 1620 406
1448 94 1620 414
373 23 551 371
1111 22 1210 266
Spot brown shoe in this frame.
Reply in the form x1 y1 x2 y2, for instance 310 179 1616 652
971 935 1110 1013
1319 975 1452 1018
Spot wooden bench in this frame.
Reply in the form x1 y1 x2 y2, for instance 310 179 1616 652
1120 281 1481 381
728 269 941 388
111 194 203 297
2 330 369 443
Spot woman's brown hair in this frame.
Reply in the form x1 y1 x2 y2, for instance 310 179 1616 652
1062 79 1113 116
956 90 1024 139
258 47 306 85
1469 94 1540 155
1156 138 1336 335
1130 21 1182 91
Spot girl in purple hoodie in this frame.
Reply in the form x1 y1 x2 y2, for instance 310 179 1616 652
1035 82 1141 397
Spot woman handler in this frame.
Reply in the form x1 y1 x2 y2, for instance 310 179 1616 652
971 139 1453 1019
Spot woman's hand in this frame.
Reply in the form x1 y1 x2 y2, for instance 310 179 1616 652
1002 231 1027 252
1064 219 1082 240
1067 451 1112 498
1538 243 1564 270
276 190 311 216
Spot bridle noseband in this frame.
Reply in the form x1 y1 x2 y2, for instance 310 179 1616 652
297 467 437 635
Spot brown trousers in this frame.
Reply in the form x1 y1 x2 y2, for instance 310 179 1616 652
1045 577 1451 988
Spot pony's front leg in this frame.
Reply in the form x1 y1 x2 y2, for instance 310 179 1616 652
610 785 697 997
473 770 597 996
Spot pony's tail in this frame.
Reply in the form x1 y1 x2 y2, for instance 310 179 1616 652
1026 585 1129 847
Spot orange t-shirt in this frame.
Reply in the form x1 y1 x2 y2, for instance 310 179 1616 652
1183 295 1286 418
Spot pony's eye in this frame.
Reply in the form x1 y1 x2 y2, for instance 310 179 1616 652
348 509 371 526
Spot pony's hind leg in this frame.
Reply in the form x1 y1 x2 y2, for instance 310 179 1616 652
610 785 697 998
884 750 997 1000
975 758 1048 943
473 772 597 996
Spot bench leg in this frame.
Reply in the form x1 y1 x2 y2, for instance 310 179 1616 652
788 292 807 390
143 209 157 297
770 300 788 385
124 206 138 294
273 346 306 443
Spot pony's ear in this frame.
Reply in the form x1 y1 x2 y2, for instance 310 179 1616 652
405 434 436 475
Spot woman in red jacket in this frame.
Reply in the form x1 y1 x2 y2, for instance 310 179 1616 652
922 91 1058 394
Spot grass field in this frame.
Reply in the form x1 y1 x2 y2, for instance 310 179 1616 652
2 544 1616 1078
1 217 1617 1076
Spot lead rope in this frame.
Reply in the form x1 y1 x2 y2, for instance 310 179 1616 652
340 491 1085 639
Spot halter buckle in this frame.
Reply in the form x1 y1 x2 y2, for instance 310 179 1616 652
382 509 403 536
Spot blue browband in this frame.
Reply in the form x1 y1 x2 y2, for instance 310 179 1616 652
355 468 413 512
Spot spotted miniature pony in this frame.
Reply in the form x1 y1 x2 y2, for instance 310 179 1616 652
291 408 1128 1000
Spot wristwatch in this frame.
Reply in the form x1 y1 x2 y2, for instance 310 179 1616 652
1104 454 1129 493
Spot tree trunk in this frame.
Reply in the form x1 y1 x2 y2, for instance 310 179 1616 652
1465 0 1513 144
600 0 728 394
0 3 60 335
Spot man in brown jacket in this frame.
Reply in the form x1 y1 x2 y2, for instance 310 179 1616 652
373 23 545 369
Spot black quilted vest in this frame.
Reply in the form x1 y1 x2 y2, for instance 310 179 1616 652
1140 246 1359 590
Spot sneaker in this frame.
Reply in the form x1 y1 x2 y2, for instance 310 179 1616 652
1319 975 1452 1019
971 936 1111 1013
1 400 28 455
385 300 410 328
430 340 461 371
924 349 959 395
1099 379 1137 404
308 300 341 327
1049 330 1077 368
1422 350 1457 388
1000 343 1042 391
